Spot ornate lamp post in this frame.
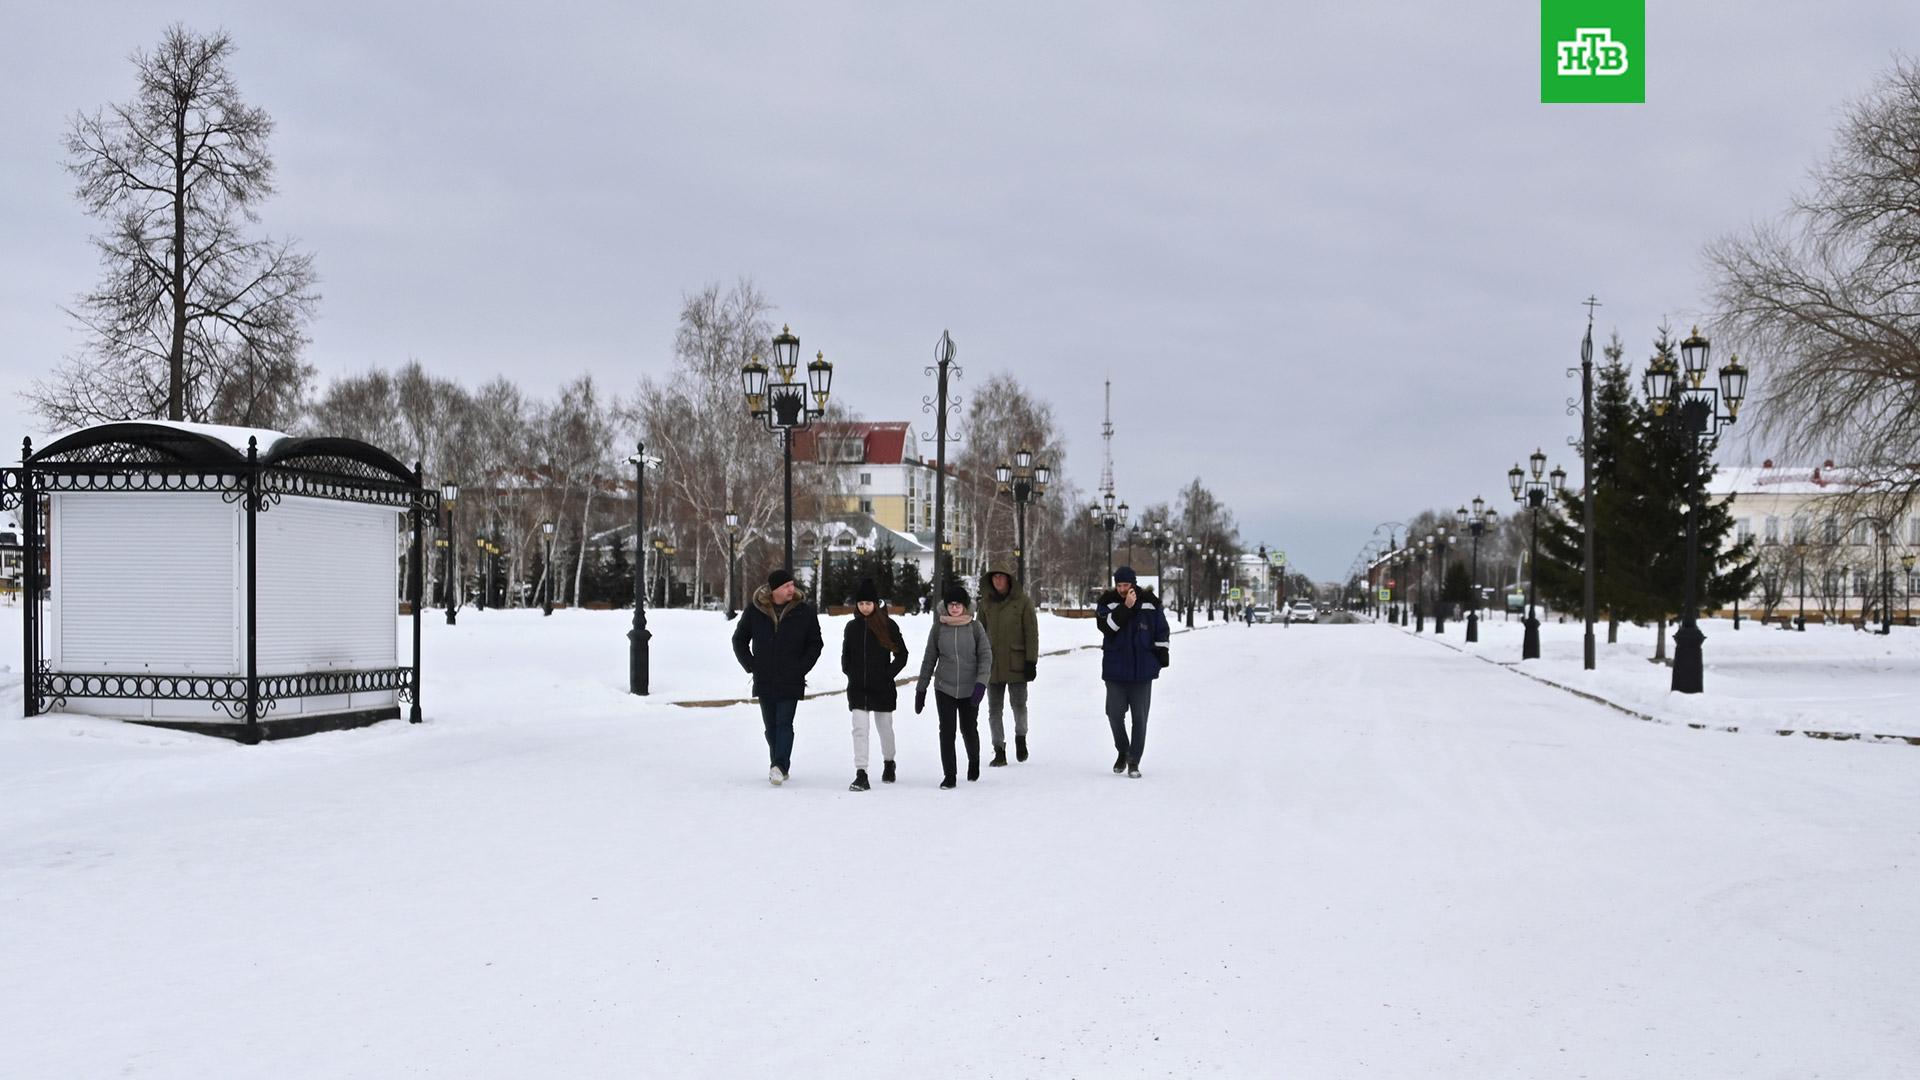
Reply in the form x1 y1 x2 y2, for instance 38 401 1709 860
724 510 740 619
1458 499 1496 643
628 443 659 696
742 325 833 571
440 483 460 625
1181 535 1198 629
1902 552 1916 627
475 536 490 611
1097 492 1125 580
1412 535 1430 633
1508 450 1565 660
1084 503 1100 605
994 448 1051 584
1793 538 1808 630
1432 526 1450 634
1877 525 1893 635
541 519 556 616
1641 327 1749 692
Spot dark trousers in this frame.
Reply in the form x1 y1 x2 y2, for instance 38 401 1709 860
934 691 981 781
760 697 798 772
1104 680 1152 765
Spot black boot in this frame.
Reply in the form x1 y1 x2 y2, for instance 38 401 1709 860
881 760 896 783
1113 751 1127 774
940 775 957 789
990 744 1008 767
967 757 980 782
849 769 870 792
1015 735 1027 762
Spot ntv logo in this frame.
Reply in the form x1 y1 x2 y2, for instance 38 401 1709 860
1556 28 1629 76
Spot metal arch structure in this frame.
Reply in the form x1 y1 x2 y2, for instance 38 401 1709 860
5 422 433 742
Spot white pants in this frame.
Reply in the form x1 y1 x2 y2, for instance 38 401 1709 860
851 709 896 771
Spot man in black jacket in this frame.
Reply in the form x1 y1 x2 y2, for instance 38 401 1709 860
732 568 824 786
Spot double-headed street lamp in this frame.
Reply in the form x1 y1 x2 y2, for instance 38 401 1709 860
1902 552 1916 626
724 510 741 619
994 448 1051 584
474 536 494 610
1642 326 1749 693
1456 498 1497 643
1431 527 1450 634
741 325 834 571
1508 449 1566 661
1412 535 1430 632
541 520 556 616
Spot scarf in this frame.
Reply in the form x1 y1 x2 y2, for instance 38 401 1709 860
939 612 972 627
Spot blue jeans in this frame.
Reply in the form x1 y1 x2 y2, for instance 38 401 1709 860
760 697 798 772
1104 680 1152 766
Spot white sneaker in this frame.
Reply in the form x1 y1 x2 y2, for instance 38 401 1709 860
769 766 785 786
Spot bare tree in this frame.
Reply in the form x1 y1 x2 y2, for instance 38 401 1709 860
34 25 317 429
1709 56 1920 523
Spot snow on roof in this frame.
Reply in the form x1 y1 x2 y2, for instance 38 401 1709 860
51 419 293 456
1708 464 1867 497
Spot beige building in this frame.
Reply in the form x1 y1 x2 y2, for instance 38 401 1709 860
792 421 980 579
1710 463 1920 622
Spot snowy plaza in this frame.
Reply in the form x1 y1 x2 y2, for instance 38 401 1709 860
5 610 1917 1078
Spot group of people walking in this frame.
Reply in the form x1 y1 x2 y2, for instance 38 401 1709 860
729 563 1171 789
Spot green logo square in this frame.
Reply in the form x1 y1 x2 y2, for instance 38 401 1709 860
1542 0 1644 103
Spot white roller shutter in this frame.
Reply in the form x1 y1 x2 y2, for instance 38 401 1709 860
50 493 240 673
255 497 399 674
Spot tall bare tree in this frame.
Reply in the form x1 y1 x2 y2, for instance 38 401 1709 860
35 25 317 429
1709 56 1920 521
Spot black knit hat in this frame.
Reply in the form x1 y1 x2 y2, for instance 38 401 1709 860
942 582 971 607
855 578 880 604
767 568 795 591
1113 566 1138 585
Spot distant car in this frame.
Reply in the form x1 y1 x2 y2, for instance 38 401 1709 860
1251 606 1275 623
1287 601 1317 623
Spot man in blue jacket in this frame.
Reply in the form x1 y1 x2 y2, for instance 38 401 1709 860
732 568 824 786
1096 566 1170 778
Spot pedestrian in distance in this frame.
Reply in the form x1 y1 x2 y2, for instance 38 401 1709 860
1096 566 1170 779
731 568 824 787
978 559 1039 766
914 581 993 789
842 578 908 791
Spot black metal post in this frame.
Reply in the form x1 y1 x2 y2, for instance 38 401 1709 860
1580 320 1597 670
20 438 37 716
1015 495 1028 584
1797 548 1807 630
782 426 794 572
1185 546 1196 629
1523 501 1542 660
1671 504 1705 693
542 531 554 617
444 496 459 625
1467 528 1481 643
1433 539 1448 635
1879 539 1892 635
244 438 261 744
931 332 954 590
727 530 738 620
629 442 651 696
409 462 424 724
1414 553 1424 633
1105 519 1115 580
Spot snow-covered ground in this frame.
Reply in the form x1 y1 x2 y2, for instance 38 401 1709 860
1399 608 1920 740
4 611 1918 1077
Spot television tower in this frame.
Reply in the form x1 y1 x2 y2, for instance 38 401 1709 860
1099 378 1115 499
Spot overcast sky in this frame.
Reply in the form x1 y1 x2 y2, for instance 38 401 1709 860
4 2 1915 580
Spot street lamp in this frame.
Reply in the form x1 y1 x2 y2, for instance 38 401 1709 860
1902 552 1916 627
1877 524 1893 635
1432 525 1450 634
1642 327 1749 693
541 520 556 616
628 443 660 695
475 536 490 611
1508 450 1565 660
1097 493 1125 580
724 510 740 619
1458 499 1496 643
440 482 460 625
742 325 833 571
995 448 1050 584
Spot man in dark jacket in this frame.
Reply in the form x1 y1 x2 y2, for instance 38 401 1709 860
732 568 824 786
1096 566 1170 779
978 559 1040 765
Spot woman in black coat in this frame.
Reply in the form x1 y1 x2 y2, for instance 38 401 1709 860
841 578 909 791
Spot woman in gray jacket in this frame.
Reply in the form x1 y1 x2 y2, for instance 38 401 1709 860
915 582 994 789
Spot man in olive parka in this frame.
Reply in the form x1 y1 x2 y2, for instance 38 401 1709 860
978 559 1039 765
